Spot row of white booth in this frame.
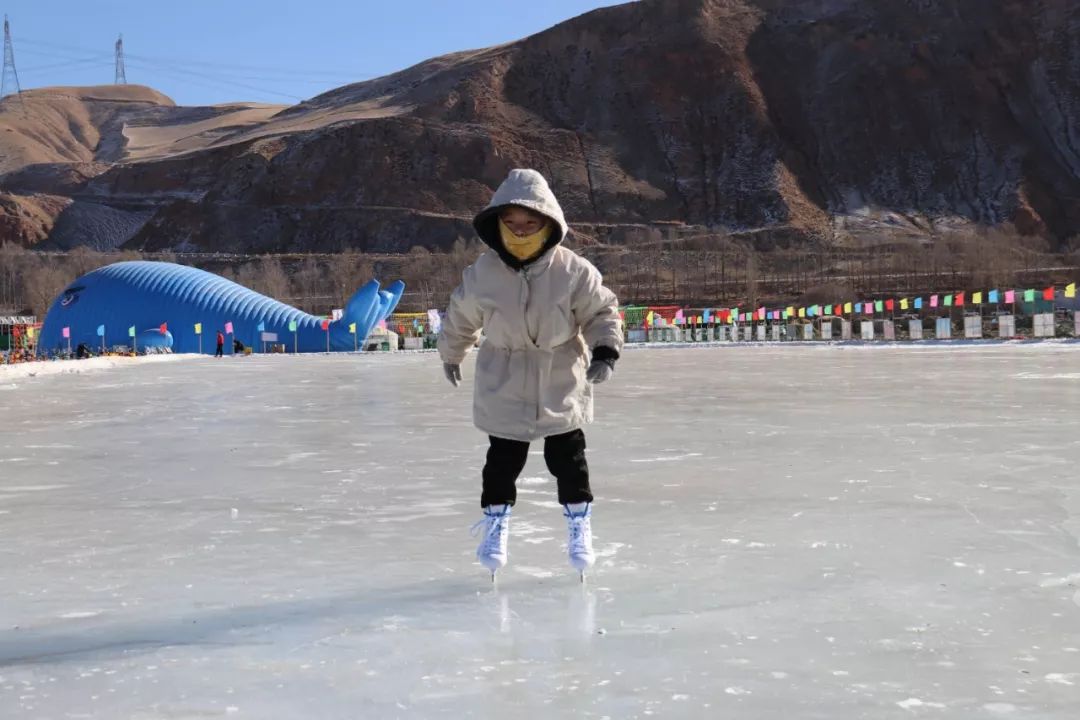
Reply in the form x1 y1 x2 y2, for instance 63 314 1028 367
627 313 1077 343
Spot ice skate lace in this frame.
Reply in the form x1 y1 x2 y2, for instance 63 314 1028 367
470 510 509 555
564 507 592 554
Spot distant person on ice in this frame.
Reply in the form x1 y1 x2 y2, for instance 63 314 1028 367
439 169 623 578
215 330 225 358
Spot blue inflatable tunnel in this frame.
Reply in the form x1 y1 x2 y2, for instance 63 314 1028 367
39 261 405 354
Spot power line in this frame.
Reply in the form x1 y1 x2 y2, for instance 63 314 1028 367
125 51 375 80
19 56 113 73
124 60 304 102
6 32 383 103
15 35 376 81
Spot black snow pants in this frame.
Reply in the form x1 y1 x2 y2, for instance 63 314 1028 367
481 429 593 508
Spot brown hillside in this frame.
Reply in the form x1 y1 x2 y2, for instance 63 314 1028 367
2 0 1079 252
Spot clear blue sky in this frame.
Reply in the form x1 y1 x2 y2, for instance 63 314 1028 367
4 0 624 106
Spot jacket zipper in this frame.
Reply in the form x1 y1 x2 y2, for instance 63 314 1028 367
520 267 531 341
519 266 540 423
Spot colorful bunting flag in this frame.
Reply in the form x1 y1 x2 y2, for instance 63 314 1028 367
159 323 168 335
786 306 795 318
864 302 874 314
930 295 939 308
825 305 833 315
988 289 999 303
349 322 357 334
1065 283 1076 299
955 292 964 307
797 307 806 318
321 319 330 331
914 297 923 309
96 324 105 337
128 326 135 338
944 295 953 307
1023 289 1035 303
27 327 35 339
1043 286 1055 301
225 321 234 334
972 291 982 305
62 326 70 339
194 323 202 335
874 300 884 313
900 298 909 310
256 321 266 332
885 299 895 312
288 319 298 332
844 302 853 314
1004 290 1015 304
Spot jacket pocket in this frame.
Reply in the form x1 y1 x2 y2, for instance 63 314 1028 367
543 339 587 418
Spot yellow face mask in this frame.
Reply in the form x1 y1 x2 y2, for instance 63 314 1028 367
499 217 552 261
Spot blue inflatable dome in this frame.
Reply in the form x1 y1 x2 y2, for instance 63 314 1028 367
39 261 404 354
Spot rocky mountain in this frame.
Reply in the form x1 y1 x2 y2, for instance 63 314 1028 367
1 0 1079 253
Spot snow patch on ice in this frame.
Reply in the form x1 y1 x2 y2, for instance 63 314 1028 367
527 500 563 510
1044 673 1078 685
595 542 625 559
897 698 946 710
630 453 703 463
1039 573 1080 588
0 354 197 385
519 477 549 485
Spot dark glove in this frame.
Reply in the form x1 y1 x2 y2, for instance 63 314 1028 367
443 363 462 387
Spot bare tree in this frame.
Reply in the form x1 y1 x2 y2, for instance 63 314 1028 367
23 263 69 318
258 256 291 301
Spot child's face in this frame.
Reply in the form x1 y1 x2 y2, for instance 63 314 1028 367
499 206 548 237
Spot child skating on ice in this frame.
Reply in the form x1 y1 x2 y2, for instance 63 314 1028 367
438 169 623 579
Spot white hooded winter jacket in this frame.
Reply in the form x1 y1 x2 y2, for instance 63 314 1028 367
438 169 624 442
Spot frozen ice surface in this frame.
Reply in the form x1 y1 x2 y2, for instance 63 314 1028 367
2 343 1080 718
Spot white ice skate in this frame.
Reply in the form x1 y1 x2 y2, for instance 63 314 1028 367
472 504 511 580
564 502 595 581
